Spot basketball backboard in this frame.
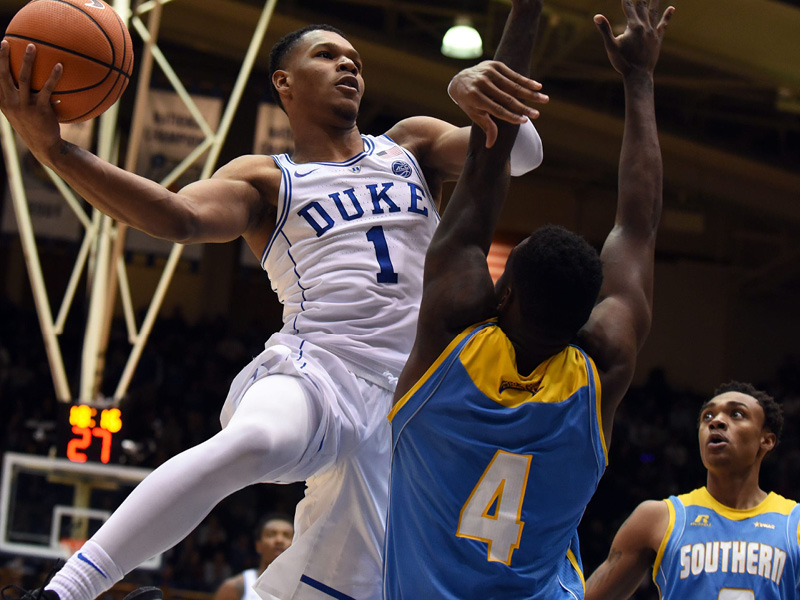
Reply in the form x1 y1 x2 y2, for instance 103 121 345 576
0 452 161 569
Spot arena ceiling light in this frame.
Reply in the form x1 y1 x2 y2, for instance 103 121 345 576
441 16 483 59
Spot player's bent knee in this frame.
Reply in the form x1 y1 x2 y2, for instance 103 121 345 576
222 374 321 478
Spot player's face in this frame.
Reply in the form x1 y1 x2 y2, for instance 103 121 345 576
256 519 294 564
283 30 364 124
698 392 775 471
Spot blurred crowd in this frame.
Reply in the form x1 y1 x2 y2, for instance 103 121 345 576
2 297 799 599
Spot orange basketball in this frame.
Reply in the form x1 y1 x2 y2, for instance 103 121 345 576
4 0 134 123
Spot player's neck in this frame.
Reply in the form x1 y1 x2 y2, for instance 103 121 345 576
509 335 569 376
706 469 768 510
289 121 363 164
501 318 571 375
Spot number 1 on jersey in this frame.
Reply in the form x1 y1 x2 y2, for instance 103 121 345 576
366 226 398 283
456 450 532 565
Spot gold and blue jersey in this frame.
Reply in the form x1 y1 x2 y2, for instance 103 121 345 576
654 487 800 599
383 320 607 599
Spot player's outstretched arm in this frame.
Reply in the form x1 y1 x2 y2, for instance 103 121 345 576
577 0 674 441
585 500 668 600
394 0 544 397
0 41 273 245
386 19 548 192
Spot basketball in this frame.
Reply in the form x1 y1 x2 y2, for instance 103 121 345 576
4 0 134 123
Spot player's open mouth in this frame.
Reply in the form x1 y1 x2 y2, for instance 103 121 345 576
708 432 728 448
336 76 359 92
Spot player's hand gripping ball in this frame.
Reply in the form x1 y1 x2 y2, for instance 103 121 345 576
4 0 134 122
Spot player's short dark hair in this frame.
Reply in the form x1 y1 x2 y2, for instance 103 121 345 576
254 512 294 540
713 380 784 443
511 224 603 340
268 24 348 111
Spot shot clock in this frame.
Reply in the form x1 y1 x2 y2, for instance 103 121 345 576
58 403 124 464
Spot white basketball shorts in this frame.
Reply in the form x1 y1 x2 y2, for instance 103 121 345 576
220 332 392 600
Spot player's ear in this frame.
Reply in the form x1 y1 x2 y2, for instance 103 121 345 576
272 70 291 100
497 285 513 312
760 430 777 455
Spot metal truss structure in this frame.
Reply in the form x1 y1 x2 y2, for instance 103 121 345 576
0 0 278 405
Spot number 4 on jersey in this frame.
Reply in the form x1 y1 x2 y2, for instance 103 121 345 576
456 450 532 564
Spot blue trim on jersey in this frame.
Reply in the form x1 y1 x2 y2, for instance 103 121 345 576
282 136 375 168
280 230 308 334
575 344 606 475
299 575 357 600
262 156 293 267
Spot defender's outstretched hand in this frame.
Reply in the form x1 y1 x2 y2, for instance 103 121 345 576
448 60 548 148
0 41 63 162
594 0 674 76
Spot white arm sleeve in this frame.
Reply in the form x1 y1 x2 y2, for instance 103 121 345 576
510 117 543 176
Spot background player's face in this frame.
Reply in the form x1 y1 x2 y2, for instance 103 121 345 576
284 30 364 124
256 518 294 565
698 392 775 471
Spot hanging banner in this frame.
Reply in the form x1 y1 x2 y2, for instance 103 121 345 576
2 121 93 241
128 89 224 259
253 101 294 156
240 101 294 268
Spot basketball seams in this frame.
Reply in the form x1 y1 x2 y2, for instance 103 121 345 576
66 7 133 122
38 0 120 68
4 34 131 80
111 5 134 75
67 9 132 123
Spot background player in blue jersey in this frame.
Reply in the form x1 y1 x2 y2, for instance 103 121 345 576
0 18 549 600
585 381 800 600
383 0 673 597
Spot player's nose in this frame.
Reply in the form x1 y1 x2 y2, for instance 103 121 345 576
709 415 727 430
337 57 358 74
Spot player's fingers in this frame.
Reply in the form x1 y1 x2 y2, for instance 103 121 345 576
648 0 660 27
467 78 533 122
17 43 35 103
488 61 544 92
494 79 550 107
656 6 675 33
634 0 649 22
487 95 531 124
38 62 61 107
475 114 498 149
593 14 616 49
621 0 637 21
485 67 547 109
0 40 10 99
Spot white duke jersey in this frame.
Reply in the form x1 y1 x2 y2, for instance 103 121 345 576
242 569 262 600
265 135 440 387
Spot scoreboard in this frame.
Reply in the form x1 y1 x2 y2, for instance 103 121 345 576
58 403 124 464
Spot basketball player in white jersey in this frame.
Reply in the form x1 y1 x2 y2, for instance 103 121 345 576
215 515 294 600
0 20 548 600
